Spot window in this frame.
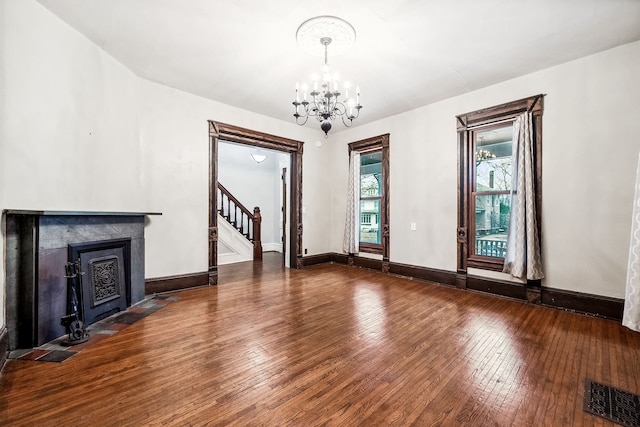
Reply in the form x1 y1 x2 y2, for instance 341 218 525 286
348 134 390 259
457 95 543 273
472 123 512 259
360 150 382 245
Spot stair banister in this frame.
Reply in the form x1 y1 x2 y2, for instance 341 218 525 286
217 182 262 260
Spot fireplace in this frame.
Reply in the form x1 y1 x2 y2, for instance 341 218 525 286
4 211 158 350
69 238 131 326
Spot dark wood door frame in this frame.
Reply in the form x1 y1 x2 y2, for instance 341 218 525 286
208 121 304 285
281 167 287 268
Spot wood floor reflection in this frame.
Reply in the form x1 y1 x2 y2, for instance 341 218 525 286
2 253 639 426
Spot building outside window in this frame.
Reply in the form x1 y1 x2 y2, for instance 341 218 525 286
359 151 382 246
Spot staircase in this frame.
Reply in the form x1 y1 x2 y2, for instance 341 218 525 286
217 182 262 262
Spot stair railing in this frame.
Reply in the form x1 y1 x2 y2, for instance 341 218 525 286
217 183 263 260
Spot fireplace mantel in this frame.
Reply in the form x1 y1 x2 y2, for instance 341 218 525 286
4 210 160 350
4 210 162 216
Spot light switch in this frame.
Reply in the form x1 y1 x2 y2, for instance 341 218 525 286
410 223 416 231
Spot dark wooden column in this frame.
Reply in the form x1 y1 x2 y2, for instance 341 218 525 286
208 121 219 285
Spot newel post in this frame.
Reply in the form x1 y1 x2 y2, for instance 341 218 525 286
253 207 263 261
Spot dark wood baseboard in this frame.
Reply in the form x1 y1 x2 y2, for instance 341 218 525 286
467 275 527 300
301 253 624 321
331 253 349 264
145 272 209 294
0 326 8 371
542 287 624 320
389 261 457 286
300 252 348 266
354 256 383 270
300 253 333 267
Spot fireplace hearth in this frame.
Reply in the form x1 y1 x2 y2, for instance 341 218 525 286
4 210 159 350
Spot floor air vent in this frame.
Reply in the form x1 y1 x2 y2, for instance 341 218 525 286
584 379 640 426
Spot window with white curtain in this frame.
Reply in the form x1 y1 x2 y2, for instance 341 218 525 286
344 135 390 259
456 95 543 274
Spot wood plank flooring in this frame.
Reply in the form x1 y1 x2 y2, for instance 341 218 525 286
2 253 640 426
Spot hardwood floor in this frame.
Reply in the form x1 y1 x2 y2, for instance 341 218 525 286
2 253 640 426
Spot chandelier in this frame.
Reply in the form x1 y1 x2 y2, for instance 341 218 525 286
292 16 362 137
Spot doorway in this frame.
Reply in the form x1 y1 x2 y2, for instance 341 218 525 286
208 121 304 285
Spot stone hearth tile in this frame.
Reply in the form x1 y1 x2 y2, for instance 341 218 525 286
113 312 146 324
37 350 77 362
68 333 110 351
106 323 129 331
128 307 145 313
8 349 33 359
153 299 172 305
19 349 51 360
40 343 68 351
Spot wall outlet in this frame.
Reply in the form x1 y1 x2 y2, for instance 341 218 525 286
410 223 417 231
305 248 308 254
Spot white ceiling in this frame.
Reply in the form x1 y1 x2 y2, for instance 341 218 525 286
37 0 640 130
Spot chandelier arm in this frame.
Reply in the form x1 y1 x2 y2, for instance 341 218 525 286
333 101 347 116
295 114 310 126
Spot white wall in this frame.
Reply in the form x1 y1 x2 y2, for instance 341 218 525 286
329 40 640 299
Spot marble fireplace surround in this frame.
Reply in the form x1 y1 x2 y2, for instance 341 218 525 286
4 210 160 350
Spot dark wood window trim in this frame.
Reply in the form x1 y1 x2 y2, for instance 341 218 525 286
456 95 543 284
208 122 304 285
348 134 390 262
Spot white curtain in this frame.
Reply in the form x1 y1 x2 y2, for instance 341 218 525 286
623 151 640 332
343 150 360 254
503 112 544 280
